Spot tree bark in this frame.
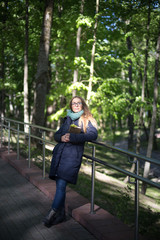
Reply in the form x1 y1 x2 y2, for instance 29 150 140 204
141 21 160 194
0 0 8 118
45 0 63 130
129 2 150 186
72 0 85 97
32 0 54 129
136 0 150 154
23 0 29 133
127 36 134 150
0 37 5 118
87 0 99 104
124 4 151 183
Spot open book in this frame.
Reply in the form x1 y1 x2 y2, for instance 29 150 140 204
69 124 81 134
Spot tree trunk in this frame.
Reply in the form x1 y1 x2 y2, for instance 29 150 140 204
45 1 63 130
0 40 5 118
87 0 99 104
23 0 29 133
0 1 8 118
124 36 137 183
124 4 151 183
32 0 54 130
141 22 160 195
72 0 85 97
136 0 150 153
127 36 134 150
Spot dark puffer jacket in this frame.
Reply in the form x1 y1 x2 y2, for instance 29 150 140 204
49 116 98 184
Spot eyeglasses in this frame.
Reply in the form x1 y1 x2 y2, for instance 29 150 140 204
72 102 82 106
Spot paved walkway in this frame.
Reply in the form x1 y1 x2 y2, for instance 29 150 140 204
0 157 96 240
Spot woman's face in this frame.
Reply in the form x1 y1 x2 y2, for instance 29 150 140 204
71 97 83 113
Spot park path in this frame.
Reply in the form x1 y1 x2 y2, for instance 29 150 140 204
0 156 96 240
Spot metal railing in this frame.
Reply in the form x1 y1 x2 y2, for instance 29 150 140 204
0 117 160 240
0 117 55 173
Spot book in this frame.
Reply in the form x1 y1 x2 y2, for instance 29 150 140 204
69 124 81 134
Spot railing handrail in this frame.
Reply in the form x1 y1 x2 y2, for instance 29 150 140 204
0 116 160 188
1 117 55 133
0 116 160 240
1 117 159 167
83 153 160 189
90 140 160 167
1 116 159 187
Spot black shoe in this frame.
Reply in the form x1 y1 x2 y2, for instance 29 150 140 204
43 209 57 228
52 207 66 225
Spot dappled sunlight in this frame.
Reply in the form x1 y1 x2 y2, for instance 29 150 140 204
80 162 160 213
81 163 126 188
146 186 160 199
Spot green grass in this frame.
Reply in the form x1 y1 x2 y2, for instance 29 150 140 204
69 169 160 238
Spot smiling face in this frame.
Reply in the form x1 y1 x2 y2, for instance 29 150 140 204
71 97 83 113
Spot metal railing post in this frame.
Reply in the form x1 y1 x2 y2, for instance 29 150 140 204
42 131 46 179
28 126 31 168
17 124 20 160
135 159 139 240
8 121 11 154
0 118 3 147
90 145 96 214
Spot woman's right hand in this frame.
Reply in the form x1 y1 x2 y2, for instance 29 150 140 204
61 133 70 142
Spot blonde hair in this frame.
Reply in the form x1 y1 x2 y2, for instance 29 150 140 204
69 96 97 133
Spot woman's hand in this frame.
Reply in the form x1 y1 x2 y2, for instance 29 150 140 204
61 133 70 142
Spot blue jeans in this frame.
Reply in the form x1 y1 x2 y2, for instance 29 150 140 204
52 178 67 211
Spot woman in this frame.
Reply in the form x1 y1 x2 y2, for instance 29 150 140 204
43 96 98 227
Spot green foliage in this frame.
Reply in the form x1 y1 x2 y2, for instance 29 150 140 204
0 0 160 144
76 14 93 28
66 82 88 94
73 57 89 71
91 78 131 122
48 107 66 122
